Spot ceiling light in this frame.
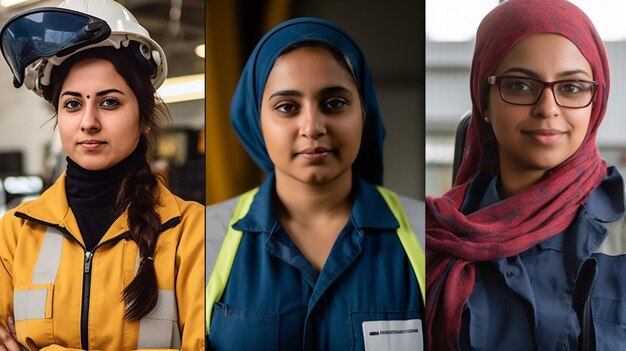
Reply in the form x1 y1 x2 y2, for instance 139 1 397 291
157 73 204 104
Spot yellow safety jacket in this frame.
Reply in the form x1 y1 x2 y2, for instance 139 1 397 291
0 173 205 350
205 186 425 334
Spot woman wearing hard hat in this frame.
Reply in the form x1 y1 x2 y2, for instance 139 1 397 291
0 0 204 350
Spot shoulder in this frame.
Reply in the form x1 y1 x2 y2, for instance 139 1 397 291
175 196 204 218
398 195 425 249
9 175 68 220
590 167 626 255
205 194 245 248
154 185 205 248
397 195 423 219
206 195 241 221
206 187 262 228
0 207 36 259
376 186 425 248
584 166 624 218
374 186 423 221
155 181 204 219
0 207 26 234
205 194 247 281
595 210 626 256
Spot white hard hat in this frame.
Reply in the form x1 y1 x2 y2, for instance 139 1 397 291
0 0 167 98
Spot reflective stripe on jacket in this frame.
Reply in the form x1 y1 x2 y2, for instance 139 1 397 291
0 173 205 350
205 185 425 334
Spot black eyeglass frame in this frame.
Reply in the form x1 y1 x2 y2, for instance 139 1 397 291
487 75 598 109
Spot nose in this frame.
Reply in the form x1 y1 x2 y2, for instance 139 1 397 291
532 86 560 118
80 102 101 133
300 106 327 140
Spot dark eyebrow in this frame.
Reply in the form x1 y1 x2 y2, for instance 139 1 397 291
318 86 352 97
268 90 302 100
60 89 125 98
558 69 591 78
268 86 353 101
501 67 539 78
60 91 81 97
502 67 591 79
96 89 124 96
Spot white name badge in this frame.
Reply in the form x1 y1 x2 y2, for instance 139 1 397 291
362 319 423 351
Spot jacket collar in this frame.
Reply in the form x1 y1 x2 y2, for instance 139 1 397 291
15 172 182 245
462 167 625 253
583 166 625 223
233 175 398 234
464 167 625 222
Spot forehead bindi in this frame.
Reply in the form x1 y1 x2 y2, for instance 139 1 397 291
62 59 128 95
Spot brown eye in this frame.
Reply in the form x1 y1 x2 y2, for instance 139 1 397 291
323 98 348 111
557 82 584 95
276 103 299 114
63 100 81 110
101 98 120 108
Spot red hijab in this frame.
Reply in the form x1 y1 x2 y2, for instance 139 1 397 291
425 0 609 349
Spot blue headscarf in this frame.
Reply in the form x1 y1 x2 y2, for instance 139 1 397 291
230 17 385 185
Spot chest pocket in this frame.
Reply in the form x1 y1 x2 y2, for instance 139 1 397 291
13 227 63 344
589 214 626 349
350 311 423 351
209 302 279 351
591 297 626 350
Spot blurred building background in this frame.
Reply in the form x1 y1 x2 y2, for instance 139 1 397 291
426 0 626 196
0 0 205 214
206 0 423 204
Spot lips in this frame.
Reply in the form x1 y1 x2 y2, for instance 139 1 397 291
522 128 566 145
78 139 105 145
77 139 106 150
297 146 333 161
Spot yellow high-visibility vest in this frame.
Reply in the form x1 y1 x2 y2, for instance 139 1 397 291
205 186 425 334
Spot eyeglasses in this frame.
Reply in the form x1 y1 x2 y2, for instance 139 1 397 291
487 75 597 108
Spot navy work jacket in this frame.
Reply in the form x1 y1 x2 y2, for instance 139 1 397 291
459 167 626 351
207 176 422 350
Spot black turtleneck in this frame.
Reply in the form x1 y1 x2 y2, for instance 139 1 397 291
66 147 142 251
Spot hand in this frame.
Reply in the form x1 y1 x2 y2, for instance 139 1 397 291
0 317 27 351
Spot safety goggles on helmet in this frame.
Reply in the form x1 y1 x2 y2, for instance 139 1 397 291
0 7 111 89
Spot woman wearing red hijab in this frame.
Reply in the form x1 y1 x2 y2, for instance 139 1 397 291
426 0 622 349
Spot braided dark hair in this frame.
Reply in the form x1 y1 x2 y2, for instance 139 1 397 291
49 43 169 320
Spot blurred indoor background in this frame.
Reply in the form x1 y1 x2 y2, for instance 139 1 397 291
0 0 422 213
0 0 205 214
426 0 626 196
206 0 423 204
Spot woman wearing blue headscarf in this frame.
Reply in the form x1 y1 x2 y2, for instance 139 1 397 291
205 17 424 350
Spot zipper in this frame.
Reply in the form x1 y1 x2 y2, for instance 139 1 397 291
81 251 94 350
15 212 131 350
78 236 134 350
16 212 182 349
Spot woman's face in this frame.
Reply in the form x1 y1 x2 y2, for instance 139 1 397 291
260 47 363 185
57 58 142 171
486 33 593 177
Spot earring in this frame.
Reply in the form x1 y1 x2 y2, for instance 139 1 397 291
484 117 489 123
